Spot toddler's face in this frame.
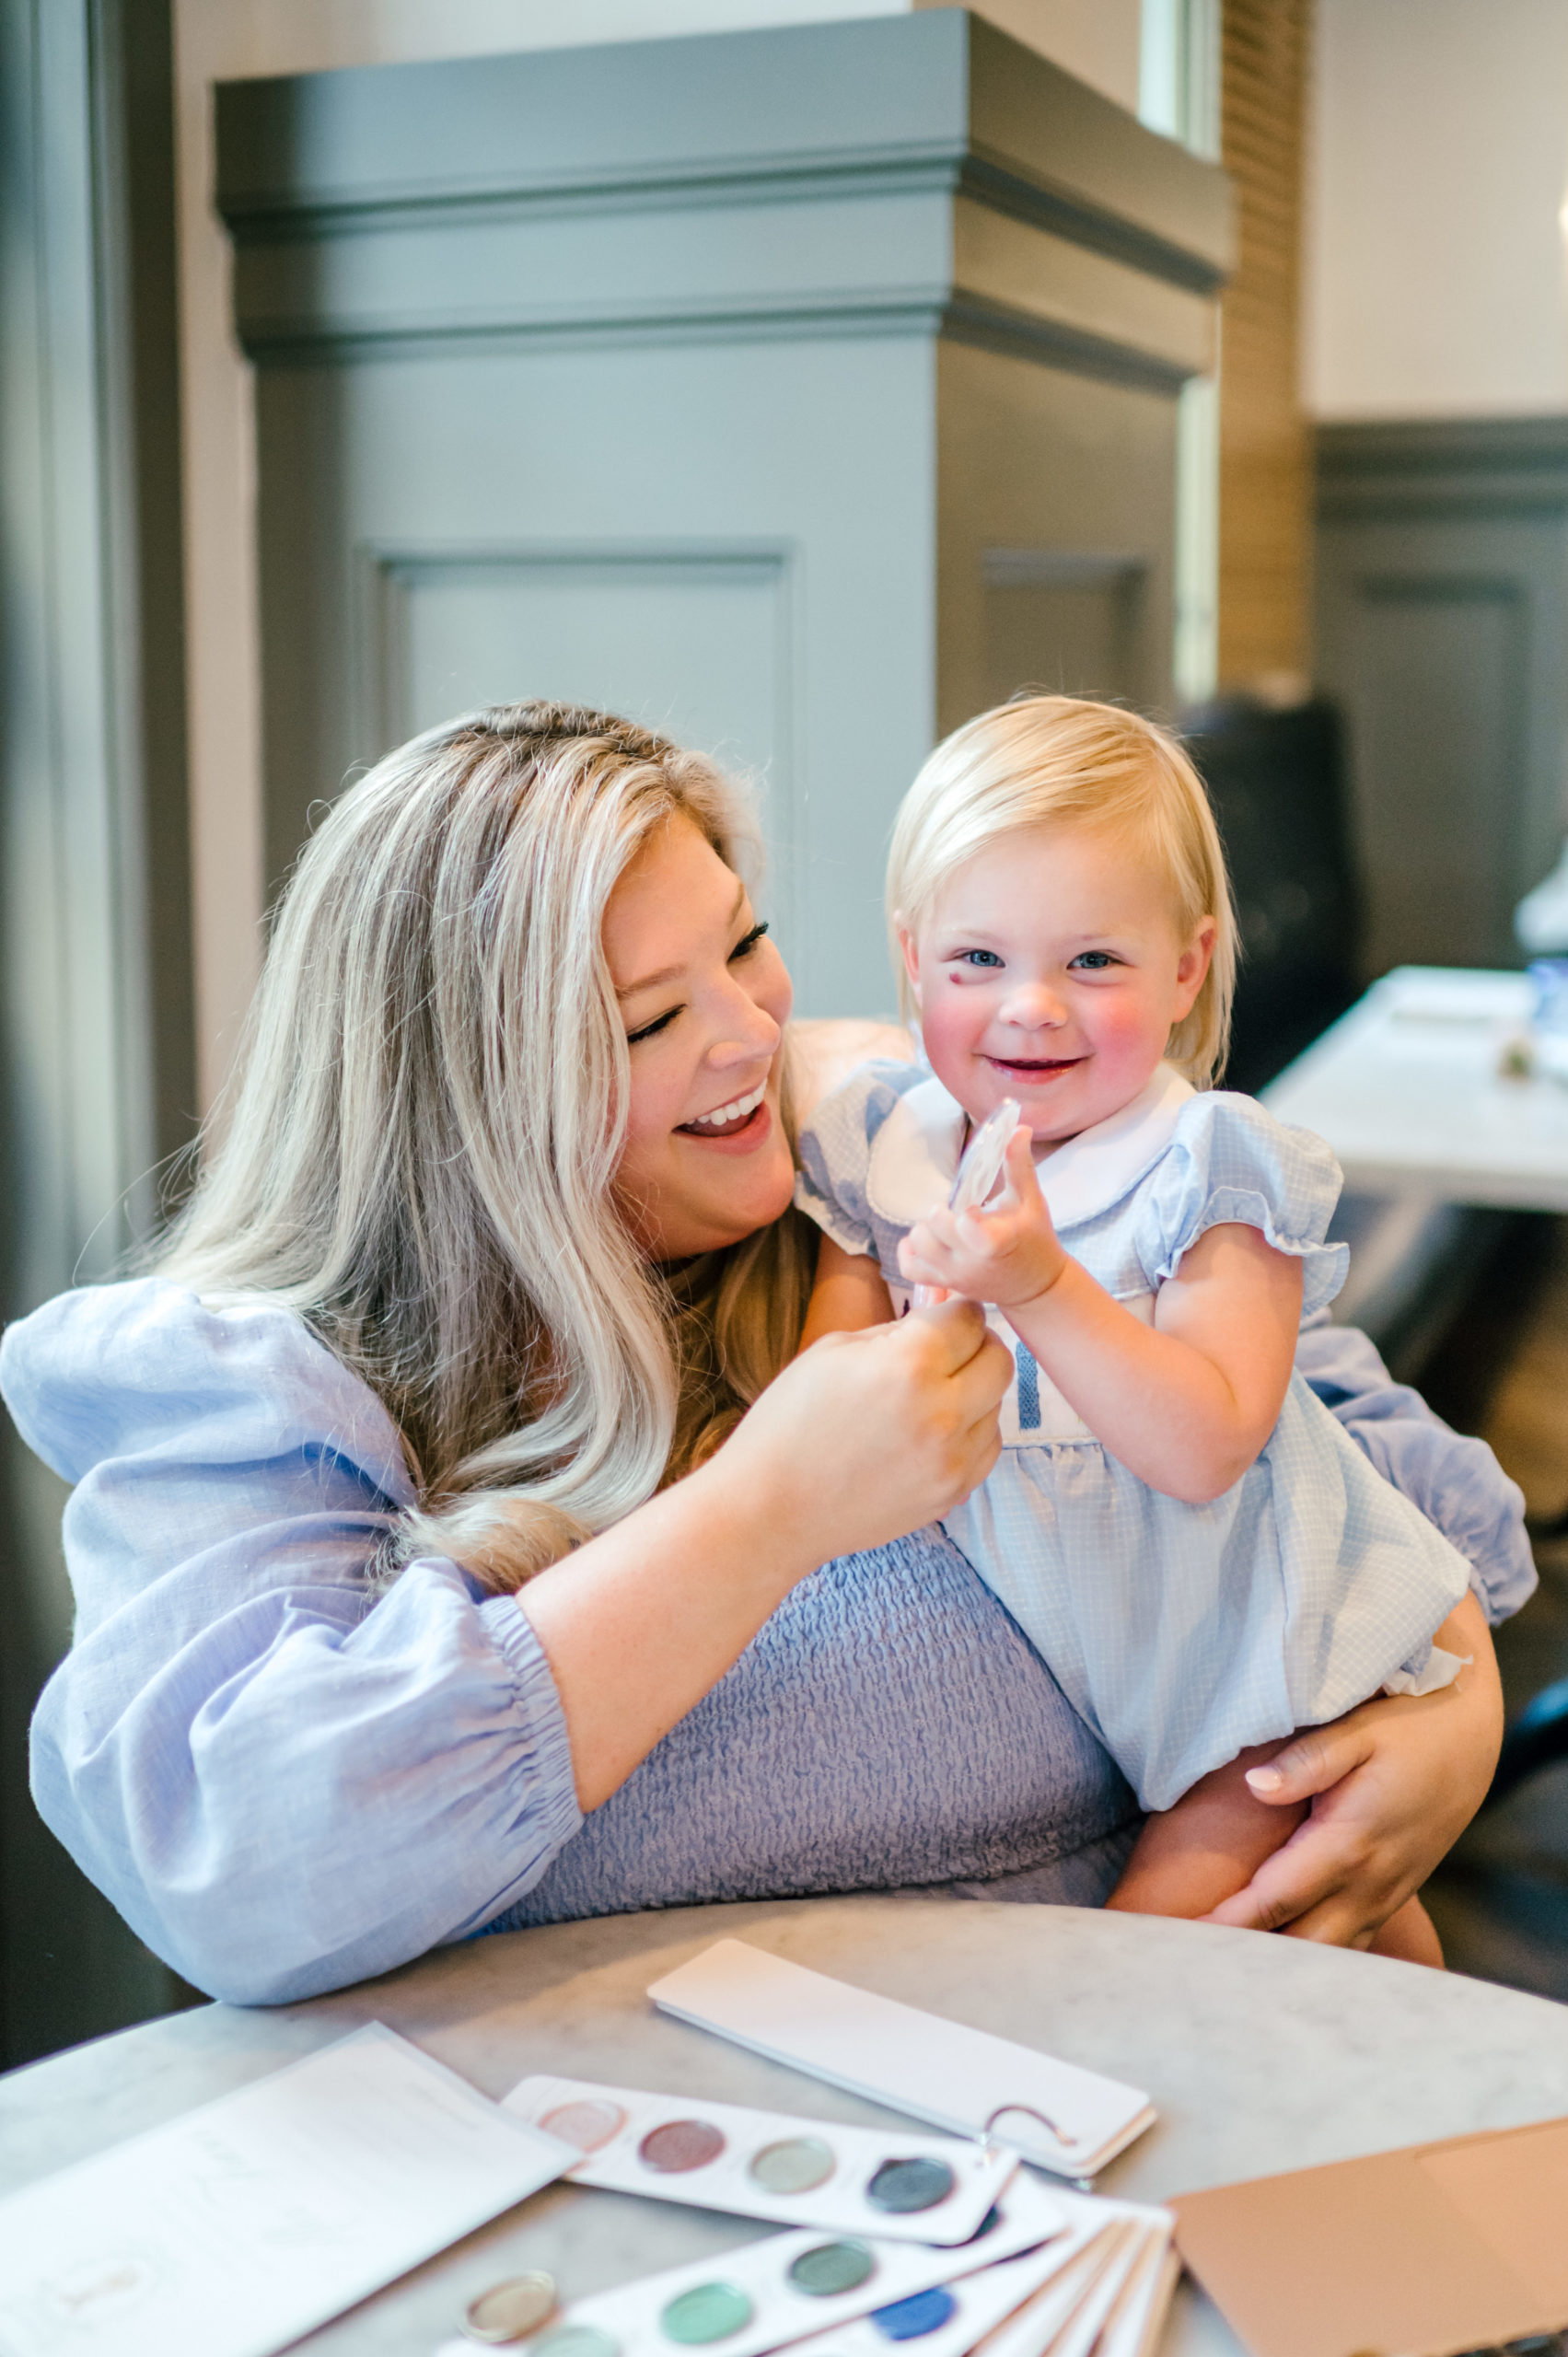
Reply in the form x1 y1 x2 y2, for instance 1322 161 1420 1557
900 822 1214 1150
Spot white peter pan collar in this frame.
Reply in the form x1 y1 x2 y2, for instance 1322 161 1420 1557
866 1062 1194 1233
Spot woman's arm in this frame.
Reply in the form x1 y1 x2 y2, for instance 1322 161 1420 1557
899 1130 1301 1502
521 1300 1008 1807
1209 1588 1504 1943
6 1281 1008 2000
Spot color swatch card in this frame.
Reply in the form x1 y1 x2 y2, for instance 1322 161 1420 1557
0 2023 570 2357
433 2166 1065 2357
503 2073 1018 2242
647 1940 1156 2177
427 2186 1175 2357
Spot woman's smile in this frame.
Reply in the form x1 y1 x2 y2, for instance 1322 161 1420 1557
675 1093 775 1153
606 813 796 1255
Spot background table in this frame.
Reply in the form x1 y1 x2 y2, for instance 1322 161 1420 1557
1262 964 1568 1211
3 1897 1567 2355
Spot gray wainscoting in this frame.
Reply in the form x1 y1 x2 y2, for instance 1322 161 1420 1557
217 9 1228 1018
1316 417 1568 974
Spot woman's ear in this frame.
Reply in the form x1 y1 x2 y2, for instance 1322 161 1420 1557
894 914 923 1006
1172 914 1217 1020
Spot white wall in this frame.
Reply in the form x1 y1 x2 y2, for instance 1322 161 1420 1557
175 0 1142 1108
1304 0 1568 421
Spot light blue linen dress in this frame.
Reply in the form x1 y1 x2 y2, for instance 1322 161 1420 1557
796 1061 1475 1812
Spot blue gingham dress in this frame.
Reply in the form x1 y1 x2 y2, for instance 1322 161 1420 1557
796 1061 1472 1811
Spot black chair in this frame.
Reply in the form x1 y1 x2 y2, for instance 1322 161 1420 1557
1179 692 1362 1096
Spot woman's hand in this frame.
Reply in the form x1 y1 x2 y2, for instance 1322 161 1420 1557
1206 1590 1503 1945
719 1297 1012 1563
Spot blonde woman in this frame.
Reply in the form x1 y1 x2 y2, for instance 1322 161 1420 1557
0 704 1523 2003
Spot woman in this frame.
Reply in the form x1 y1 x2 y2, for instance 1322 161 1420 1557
0 705 1526 2004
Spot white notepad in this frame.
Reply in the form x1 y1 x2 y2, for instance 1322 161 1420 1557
647 1940 1156 2177
0 2023 570 2357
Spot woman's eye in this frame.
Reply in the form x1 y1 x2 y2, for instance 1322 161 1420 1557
626 1005 680 1046
729 920 769 960
1071 951 1120 971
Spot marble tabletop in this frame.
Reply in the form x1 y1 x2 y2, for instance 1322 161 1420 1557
3 1894 1566 2357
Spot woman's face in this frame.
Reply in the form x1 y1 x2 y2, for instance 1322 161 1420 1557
606 813 796 1259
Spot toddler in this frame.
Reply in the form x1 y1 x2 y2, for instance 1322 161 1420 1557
796 696 1475 1962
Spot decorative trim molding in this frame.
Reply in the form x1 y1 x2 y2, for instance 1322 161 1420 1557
217 12 1226 393
1318 415 1568 519
218 16 1229 289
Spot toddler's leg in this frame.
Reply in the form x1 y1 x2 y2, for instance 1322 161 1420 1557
1105 1741 1307 1922
1107 1740 1445 1967
1367 1897 1444 1967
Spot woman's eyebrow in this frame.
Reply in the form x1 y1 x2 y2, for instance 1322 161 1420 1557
615 879 747 999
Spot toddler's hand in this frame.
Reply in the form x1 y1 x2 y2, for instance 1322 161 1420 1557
898 1128 1066 1310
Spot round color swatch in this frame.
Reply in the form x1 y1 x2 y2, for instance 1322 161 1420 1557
658 2282 754 2344
638 2119 726 2175
461 2272 558 2345
864 2157 956 2214
748 2136 835 2195
786 2241 876 2297
529 2327 621 2357
869 2288 958 2343
539 2099 626 2155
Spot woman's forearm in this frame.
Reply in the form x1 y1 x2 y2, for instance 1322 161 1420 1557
523 1300 1011 1810
518 1457 823 1810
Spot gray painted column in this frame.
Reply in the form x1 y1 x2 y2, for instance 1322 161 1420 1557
216 10 1228 1018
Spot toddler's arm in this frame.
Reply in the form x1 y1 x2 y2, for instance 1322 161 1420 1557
798 1234 896 1353
898 1129 1298 1503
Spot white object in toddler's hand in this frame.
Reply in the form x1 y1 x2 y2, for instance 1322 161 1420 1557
912 1097 1023 1309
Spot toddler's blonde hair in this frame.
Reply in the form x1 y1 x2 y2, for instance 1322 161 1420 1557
887 695 1237 1087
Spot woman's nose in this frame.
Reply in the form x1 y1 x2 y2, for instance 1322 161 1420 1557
709 983 782 1067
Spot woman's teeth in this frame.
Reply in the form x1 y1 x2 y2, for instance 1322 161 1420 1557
684 1082 766 1133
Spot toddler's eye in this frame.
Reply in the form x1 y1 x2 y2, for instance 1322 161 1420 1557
958 949 1003 969
1070 950 1120 970
730 920 769 961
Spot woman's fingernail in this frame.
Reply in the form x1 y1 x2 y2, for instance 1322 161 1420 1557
1247 1765 1284 1793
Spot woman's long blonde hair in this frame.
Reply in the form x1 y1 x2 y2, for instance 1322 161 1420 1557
155 702 815 1592
886 696 1237 1086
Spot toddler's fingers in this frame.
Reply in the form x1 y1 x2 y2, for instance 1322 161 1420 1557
998 1125 1039 1205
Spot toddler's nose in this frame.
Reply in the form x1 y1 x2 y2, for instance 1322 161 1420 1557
1000 982 1067 1029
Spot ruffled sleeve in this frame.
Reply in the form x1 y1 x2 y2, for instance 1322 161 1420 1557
1296 1318 1536 1626
1133 1091 1350 1319
795 1059 927 1260
0 1279 583 2005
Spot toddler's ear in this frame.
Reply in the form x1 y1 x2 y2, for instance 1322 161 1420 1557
894 914 923 1004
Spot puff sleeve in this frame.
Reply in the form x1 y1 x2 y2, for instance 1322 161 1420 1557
794 1059 926 1259
0 1280 583 2005
1134 1092 1351 1319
